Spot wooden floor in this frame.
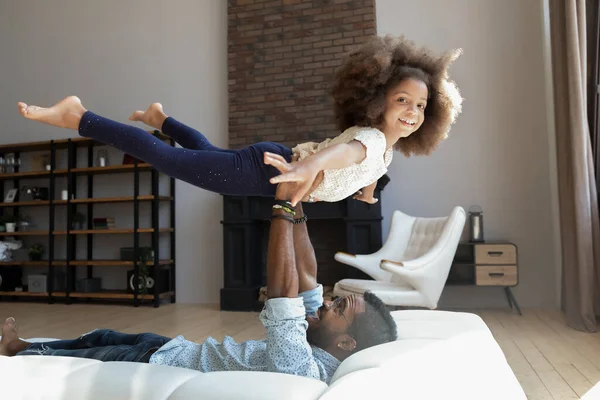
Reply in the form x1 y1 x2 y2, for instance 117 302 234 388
1 303 599 399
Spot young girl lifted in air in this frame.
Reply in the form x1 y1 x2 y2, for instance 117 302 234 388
17 35 463 206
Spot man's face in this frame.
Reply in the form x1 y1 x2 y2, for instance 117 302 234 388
306 294 366 350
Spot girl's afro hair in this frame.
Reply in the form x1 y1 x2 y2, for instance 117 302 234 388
331 35 463 157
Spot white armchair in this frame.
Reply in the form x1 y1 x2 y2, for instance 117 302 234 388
333 206 466 309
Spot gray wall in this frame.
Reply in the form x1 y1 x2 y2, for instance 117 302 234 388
0 0 560 307
377 0 560 308
0 0 228 302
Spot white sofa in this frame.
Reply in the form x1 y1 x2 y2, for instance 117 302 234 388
0 310 527 399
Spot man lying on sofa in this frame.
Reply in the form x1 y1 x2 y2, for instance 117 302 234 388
0 181 397 384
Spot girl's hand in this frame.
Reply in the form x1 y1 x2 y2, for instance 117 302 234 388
353 190 378 204
264 152 320 206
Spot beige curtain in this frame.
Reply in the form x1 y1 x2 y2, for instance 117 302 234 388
549 0 600 332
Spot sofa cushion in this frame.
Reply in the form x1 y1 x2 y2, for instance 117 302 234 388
582 381 600 399
170 371 327 400
327 310 526 399
391 309 491 336
331 310 501 381
0 355 202 399
0 355 327 400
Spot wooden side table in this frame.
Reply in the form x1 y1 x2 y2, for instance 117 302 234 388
448 242 521 315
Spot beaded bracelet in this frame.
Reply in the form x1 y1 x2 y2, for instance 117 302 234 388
293 214 308 225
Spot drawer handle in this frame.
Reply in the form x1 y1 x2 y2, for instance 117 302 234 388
488 251 504 257
488 272 505 278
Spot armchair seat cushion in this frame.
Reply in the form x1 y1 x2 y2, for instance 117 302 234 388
336 279 412 293
334 279 423 306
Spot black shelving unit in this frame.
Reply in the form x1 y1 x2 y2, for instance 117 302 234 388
0 136 176 307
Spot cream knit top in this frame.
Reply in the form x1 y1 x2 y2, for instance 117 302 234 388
292 126 393 202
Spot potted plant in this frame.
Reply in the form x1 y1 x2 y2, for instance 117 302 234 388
28 243 44 261
3 214 21 233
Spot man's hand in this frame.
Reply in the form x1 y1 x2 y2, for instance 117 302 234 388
265 152 320 206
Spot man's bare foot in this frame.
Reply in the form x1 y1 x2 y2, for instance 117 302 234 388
0 317 23 356
129 103 168 131
17 96 87 131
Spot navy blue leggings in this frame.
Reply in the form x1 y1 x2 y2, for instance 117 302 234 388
79 111 292 197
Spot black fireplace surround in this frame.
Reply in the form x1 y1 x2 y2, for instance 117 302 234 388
220 178 388 311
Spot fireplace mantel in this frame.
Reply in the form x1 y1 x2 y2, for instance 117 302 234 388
220 191 384 311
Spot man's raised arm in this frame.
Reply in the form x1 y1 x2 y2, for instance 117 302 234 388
266 184 299 299
261 183 323 381
293 203 318 294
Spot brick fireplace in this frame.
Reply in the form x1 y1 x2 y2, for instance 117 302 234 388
227 0 376 148
223 0 379 311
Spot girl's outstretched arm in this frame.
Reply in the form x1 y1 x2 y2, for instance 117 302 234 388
265 141 367 205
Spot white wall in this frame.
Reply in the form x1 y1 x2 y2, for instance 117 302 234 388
0 0 560 307
0 0 228 303
376 0 560 308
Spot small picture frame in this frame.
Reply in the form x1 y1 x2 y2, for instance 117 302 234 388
4 188 18 203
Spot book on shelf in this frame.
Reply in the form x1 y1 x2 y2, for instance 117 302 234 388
92 217 116 229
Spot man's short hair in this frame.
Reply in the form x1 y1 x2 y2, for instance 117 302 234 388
347 291 398 352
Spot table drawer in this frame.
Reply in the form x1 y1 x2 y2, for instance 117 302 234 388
475 266 518 286
475 244 517 265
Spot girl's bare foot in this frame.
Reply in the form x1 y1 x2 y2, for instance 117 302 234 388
17 96 87 130
128 103 168 131
0 317 28 357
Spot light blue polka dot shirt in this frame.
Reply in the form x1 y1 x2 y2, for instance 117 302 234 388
149 285 341 383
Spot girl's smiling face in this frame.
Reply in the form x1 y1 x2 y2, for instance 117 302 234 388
379 78 428 140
